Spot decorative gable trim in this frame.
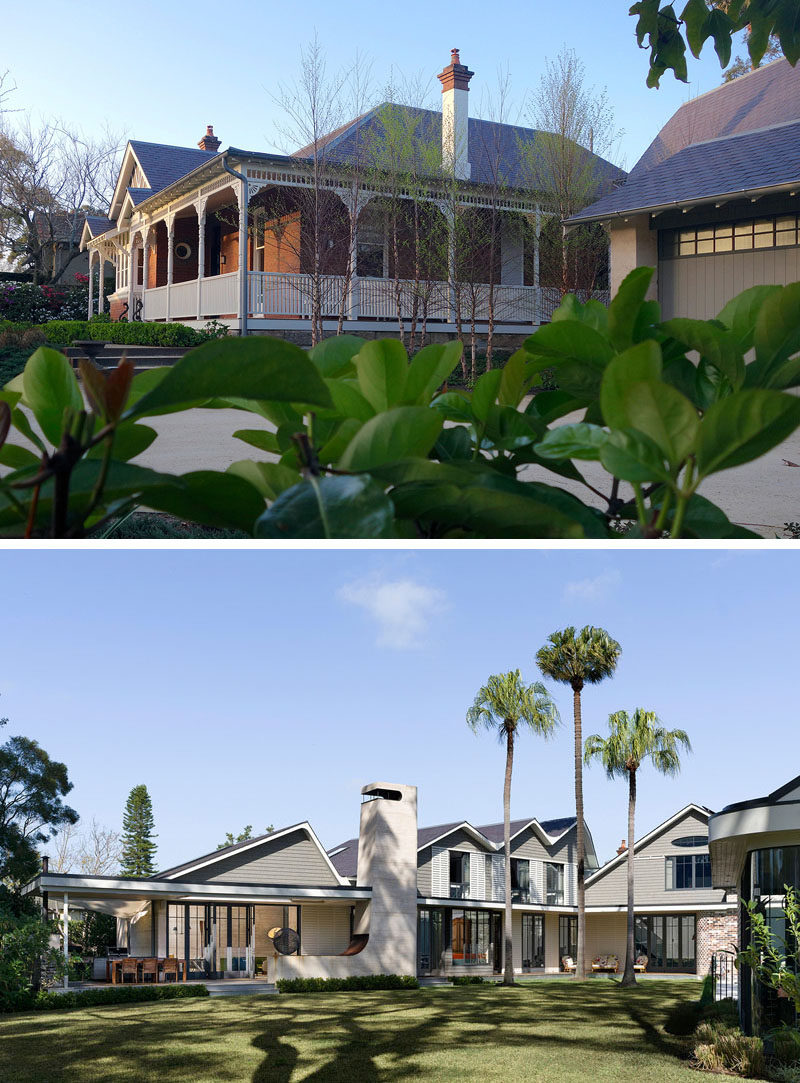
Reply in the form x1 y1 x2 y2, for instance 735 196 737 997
585 804 711 887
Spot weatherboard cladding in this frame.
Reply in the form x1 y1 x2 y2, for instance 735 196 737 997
585 809 726 909
632 58 800 179
187 830 340 886
569 119 800 223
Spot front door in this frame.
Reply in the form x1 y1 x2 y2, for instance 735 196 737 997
493 914 503 972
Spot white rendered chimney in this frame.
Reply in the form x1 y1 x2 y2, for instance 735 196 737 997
437 49 473 180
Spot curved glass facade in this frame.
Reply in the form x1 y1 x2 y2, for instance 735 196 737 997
741 846 800 1034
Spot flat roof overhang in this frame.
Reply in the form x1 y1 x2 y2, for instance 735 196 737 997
24 872 372 907
708 800 800 889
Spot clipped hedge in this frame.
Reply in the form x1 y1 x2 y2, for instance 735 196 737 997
276 974 419 994
3 983 210 1014
0 320 219 348
451 975 486 985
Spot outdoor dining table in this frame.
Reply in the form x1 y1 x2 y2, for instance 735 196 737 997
106 957 188 984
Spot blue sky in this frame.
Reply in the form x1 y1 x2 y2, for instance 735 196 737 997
1 547 792 873
4 1 749 173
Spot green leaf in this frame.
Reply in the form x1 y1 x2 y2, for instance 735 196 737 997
227 460 302 500
255 475 394 538
696 389 800 477
661 317 745 390
749 284 800 387
497 350 528 407
85 423 157 462
526 390 585 426
550 294 609 333
403 341 463 405
22 347 83 446
0 443 40 470
471 369 503 422
317 417 362 463
608 267 654 351
126 337 332 419
232 428 281 454
484 405 543 451
675 493 760 539
431 391 474 423
717 285 781 352
553 360 604 399
599 428 671 484
681 0 711 56
535 423 609 462
600 340 663 431
354 339 408 411
308 335 365 377
522 321 614 366
338 406 443 471
663 355 702 406
125 366 170 410
433 426 473 461
707 7 734 67
323 378 376 423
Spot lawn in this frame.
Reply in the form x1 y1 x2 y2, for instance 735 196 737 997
0 979 704 1083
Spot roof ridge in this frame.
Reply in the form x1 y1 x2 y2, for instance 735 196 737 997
687 116 800 150
672 56 787 114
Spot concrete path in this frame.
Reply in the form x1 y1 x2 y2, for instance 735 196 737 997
130 407 800 537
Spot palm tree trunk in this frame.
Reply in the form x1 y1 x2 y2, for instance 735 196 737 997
621 768 637 986
573 683 586 981
503 726 514 985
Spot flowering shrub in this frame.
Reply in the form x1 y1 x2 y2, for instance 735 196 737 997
0 279 89 322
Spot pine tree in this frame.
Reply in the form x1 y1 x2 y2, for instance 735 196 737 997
120 784 157 877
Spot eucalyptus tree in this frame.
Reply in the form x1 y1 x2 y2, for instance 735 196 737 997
535 626 621 980
585 709 691 986
466 670 559 985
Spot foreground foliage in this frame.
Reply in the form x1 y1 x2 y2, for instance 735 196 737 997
5 982 209 1014
2 270 800 538
276 974 419 993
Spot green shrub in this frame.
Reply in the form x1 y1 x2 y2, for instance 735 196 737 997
0 347 30 386
769 1065 800 1083
276 974 419 994
451 975 486 985
5 983 210 1013
772 1027 800 1066
0 319 216 348
691 1021 765 1077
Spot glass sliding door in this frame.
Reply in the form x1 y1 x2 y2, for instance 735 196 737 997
451 909 492 966
417 908 444 974
637 914 696 972
559 915 577 964
522 914 544 969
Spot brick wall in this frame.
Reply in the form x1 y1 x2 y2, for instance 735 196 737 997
109 298 126 321
696 909 739 974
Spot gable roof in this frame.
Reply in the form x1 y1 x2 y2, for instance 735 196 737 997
127 141 218 194
84 215 114 238
156 821 347 885
34 211 87 243
294 103 626 194
632 58 800 179
585 803 712 887
327 814 579 879
568 118 800 223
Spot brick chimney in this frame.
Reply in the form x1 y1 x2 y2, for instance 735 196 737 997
616 840 627 856
198 125 221 152
42 855 49 873
437 49 473 180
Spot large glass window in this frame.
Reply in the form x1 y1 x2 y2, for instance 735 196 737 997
546 863 565 904
522 914 544 968
559 915 577 962
662 215 800 258
451 910 491 966
511 859 530 903
635 914 695 971
666 853 712 889
450 851 470 899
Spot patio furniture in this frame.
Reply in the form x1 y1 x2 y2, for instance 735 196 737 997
141 958 159 984
561 956 576 973
634 955 648 973
162 957 180 983
591 954 619 973
120 958 139 984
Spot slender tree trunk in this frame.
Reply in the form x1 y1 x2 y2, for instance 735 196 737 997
573 681 586 980
503 725 515 985
621 768 637 986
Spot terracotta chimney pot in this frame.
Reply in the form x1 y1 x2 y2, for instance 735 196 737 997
198 125 221 152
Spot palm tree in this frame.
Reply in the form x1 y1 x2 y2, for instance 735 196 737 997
467 670 560 985
535 626 621 981
585 709 691 986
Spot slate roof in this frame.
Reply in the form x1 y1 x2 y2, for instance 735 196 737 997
128 140 218 197
126 188 153 206
568 119 800 223
571 58 800 223
293 104 625 194
83 215 114 238
327 816 577 879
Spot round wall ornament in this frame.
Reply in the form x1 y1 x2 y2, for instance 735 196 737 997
175 241 192 260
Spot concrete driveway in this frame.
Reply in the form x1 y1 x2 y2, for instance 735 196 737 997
129 407 800 537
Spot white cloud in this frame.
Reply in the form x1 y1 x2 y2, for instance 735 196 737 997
337 574 447 650
563 568 622 602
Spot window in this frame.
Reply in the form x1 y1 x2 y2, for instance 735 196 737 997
451 909 491 966
666 853 712 889
559 915 577 962
450 851 470 899
636 914 696 971
357 241 384 278
417 908 444 973
511 859 530 903
662 214 800 259
522 914 544 968
673 836 709 848
546 862 565 905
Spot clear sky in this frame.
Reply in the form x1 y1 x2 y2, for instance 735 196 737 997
3 1 748 173
1 547 793 874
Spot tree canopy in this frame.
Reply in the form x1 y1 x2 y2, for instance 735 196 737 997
630 0 800 88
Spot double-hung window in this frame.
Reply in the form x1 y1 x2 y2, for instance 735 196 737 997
545 862 565 905
511 858 530 903
450 851 470 899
